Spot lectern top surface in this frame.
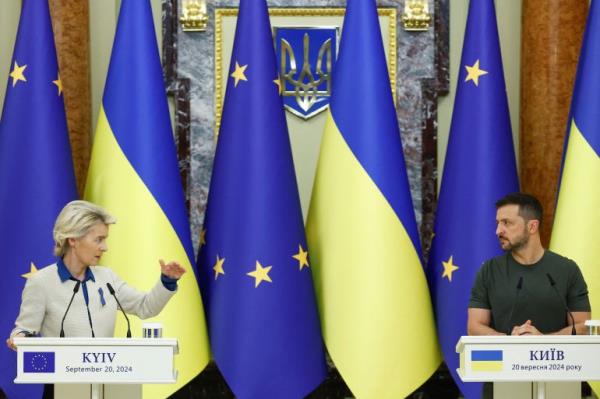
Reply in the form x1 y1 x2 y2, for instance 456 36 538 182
12 337 178 347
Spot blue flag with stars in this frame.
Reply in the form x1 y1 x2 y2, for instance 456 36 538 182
426 0 519 398
196 0 327 397
0 0 77 398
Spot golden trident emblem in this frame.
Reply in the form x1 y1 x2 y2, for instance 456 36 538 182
280 33 333 119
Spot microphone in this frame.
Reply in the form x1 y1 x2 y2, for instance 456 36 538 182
506 276 523 335
84 286 96 338
546 273 576 335
107 283 132 338
60 280 81 338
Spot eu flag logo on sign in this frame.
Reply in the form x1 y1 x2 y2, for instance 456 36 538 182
23 352 55 373
274 27 338 119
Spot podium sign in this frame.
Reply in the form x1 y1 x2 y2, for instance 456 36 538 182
456 335 600 382
14 337 178 384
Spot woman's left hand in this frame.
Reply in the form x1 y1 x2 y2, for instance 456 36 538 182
159 259 186 279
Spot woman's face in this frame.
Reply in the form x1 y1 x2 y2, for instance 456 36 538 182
69 222 109 267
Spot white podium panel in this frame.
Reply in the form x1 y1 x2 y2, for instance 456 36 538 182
456 335 600 382
13 337 178 384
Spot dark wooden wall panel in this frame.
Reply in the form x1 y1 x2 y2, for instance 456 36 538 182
49 0 91 196
520 0 587 245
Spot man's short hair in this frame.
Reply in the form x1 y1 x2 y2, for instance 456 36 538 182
495 192 543 227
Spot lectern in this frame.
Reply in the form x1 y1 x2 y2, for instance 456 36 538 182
456 335 600 399
13 337 178 399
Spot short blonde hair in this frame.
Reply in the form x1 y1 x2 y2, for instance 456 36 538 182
53 200 116 257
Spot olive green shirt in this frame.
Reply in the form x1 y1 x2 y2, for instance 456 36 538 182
469 250 590 334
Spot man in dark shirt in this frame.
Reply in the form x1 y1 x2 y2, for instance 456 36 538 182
467 193 591 335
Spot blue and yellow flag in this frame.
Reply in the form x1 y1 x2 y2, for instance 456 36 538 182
0 1 77 397
470 350 503 372
84 0 209 397
306 0 440 397
426 1 519 398
550 0 600 394
196 0 327 397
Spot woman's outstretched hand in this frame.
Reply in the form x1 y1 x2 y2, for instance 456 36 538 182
159 259 186 279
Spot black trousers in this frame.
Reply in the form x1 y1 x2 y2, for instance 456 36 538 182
483 381 493 398
42 384 53 399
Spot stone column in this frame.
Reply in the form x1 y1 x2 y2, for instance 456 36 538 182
520 0 587 246
49 0 91 195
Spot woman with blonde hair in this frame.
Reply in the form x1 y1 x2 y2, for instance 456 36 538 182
6 200 185 347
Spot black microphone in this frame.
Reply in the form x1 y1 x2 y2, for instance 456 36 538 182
546 273 576 335
107 283 132 338
60 280 81 338
506 276 523 335
83 283 96 338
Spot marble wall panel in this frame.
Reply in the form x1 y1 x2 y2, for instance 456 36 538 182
171 0 438 255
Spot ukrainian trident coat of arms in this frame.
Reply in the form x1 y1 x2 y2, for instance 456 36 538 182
274 27 339 120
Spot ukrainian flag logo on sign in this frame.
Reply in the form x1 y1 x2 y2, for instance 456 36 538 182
274 27 338 119
471 350 503 372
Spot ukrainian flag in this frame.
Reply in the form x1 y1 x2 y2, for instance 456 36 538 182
471 350 503 372
550 0 600 394
84 1 209 397
306 0 440 397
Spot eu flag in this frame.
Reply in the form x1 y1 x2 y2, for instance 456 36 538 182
550 1 600 395
0 0 77 397
306 0 440 397
23 352 55 373
426 0 519 398
196 0 326 397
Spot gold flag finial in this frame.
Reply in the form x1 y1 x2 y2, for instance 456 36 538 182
402 0 431 31
180 0 208 32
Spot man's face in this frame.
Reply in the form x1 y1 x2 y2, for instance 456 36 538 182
495 204 529 251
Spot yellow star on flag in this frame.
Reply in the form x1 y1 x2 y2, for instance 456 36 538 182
442 255 459 282
464 59 488 86
199 228 206 248
273 76 282 95
247 260 272 288
230 62 248 87
213 255 225 280
22 262 38 279
292 244 309 270
53 74 63 95
9 61 27 87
